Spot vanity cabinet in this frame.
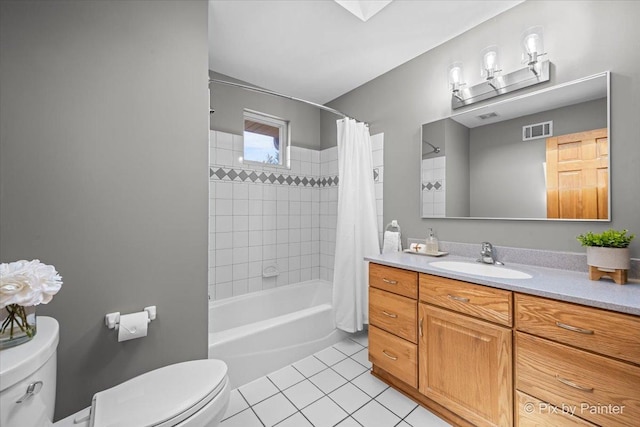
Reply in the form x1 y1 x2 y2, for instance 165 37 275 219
515 294 640 426
418 274 512 427
367 261 640 427
368 264 418 388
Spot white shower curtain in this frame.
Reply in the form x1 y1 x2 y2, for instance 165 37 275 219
332 118 380 333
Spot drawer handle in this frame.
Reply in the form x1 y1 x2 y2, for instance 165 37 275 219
382 278 398 285
555 322 594 335
382 350 398 360
555 375 594 392
447 294 470 303
382 311 397 318
419 317 424 337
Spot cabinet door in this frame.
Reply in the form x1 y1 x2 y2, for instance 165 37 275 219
419 304 512 427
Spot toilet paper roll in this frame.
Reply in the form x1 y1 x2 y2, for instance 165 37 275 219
118 312 149 342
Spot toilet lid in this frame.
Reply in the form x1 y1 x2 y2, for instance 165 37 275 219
90 359 227 427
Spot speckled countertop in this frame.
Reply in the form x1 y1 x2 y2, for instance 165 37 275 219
365 252 640 316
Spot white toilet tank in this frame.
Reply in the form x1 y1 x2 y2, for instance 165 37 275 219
0 316 59 427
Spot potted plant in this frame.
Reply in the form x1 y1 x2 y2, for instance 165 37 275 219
577 229 635 284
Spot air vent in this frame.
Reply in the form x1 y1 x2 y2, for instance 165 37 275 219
523 120 553 141
477 112 498 120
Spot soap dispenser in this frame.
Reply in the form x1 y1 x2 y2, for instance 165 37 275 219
426 228 439 254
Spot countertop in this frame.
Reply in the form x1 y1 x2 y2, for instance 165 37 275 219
365 252 640 316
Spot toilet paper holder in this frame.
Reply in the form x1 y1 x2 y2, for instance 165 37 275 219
105 306 156 330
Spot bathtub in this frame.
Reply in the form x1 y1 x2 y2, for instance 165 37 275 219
208 280 348 389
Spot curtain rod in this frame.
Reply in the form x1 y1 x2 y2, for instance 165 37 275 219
209 78 366 124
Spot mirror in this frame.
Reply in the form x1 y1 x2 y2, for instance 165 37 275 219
421 72 610 221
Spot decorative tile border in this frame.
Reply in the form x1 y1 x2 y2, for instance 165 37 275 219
210 166 339 187
210 166 381 187
422 180 443 191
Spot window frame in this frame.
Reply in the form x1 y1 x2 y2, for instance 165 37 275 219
242 109 290 168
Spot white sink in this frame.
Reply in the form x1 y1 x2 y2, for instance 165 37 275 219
430 261 533 279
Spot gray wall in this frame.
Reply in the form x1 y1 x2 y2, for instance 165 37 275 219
323 0 640 258
210 72 322 150
0 0 209 420
444 119 470 217
470 98 607 218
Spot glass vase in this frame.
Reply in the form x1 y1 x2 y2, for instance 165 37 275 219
0 304 37 349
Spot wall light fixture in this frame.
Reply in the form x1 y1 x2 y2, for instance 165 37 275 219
448 62 465 101
521 26 546 75
451 27 550 110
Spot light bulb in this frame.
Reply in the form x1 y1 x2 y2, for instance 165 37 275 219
525 34 540 54
447 62 465 92
521 26 544 61
484 51 497 70
480 45 500 80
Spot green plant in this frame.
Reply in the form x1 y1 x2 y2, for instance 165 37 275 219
576 229 635 248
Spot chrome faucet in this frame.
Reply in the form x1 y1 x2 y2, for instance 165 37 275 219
478 242 503 265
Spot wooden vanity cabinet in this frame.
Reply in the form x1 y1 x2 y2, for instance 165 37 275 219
419 274 513 427
368 262 640 427
515 294 640 427
368 264 418 388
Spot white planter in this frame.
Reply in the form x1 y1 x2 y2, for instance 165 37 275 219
586 246 630 270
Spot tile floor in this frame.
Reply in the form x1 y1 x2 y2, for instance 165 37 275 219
220 330 452 427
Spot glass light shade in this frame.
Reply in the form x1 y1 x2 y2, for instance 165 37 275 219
447 62 464 90
522 26 544 56
480 45 500 79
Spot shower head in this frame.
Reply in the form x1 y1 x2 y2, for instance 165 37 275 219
423 140 440 154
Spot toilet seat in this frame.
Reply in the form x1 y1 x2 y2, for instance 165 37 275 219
89 359 228 427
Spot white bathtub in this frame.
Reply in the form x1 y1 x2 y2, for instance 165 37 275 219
208 280 348 389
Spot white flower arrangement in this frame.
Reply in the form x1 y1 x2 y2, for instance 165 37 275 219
0 259 63 341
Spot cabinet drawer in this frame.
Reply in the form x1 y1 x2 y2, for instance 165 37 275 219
369 325 417 388
515 293 640 365
369 263 417 299
516 391 597 427
419 274 512 326
516 332 640 427
369 287 417 343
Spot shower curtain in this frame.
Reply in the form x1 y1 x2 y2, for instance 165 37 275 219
332 118 380 333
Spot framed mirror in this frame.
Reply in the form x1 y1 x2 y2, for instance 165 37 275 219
421 71 610 221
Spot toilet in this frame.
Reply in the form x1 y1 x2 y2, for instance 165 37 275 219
0 317 230 427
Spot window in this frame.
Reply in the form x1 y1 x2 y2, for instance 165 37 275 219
243 110 289 167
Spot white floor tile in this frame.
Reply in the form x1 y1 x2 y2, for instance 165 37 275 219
301 396 349 427
268 365 306 390
239 376 279 405
309 367 348 394
293 355 328 377
283 379 325 410
375 387 418 418
351 348 372 369
352 400 401 427
252 393 298 427
221 389 249 420
404 405 452 427
396 422 412 427
275 412 313 427
331 357 368 381
220 408 263 427
351 371 388 398
314 346 348 366
334 417 362 427
328 382 372 414
349 330 369 347
333 338 364 356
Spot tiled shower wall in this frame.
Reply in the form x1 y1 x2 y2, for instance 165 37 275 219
209 130 384 300
421 156 445 217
